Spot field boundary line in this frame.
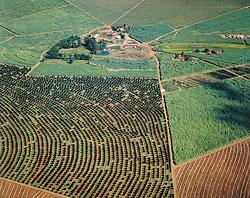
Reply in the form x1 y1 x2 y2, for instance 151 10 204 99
16 27 99 37
0 177 67 198
174 136 250 168
0 25 18 36
0 4 70 26
153 49 177 197
65 0 105 25
109 0 146 26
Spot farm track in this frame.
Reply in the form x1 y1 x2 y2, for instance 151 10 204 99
0 177 65 198
109 0 146 26
0 36 13 45
65 0 105 25
173 137 250 198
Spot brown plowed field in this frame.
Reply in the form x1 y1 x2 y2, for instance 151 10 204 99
173 138 250 198
0 177 65 198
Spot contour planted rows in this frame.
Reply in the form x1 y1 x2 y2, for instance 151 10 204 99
0 65 174 197
174 138 250 198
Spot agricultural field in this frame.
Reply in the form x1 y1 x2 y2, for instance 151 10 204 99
115 0 250 28
157 52 216 80
0 65 173 197
31 60 157 78
68 0 143 24
166 78 250 164
0 177 64 198
1 0 250 197
0 1 101 66
173 138 250 198
93 58 156 70
129 24 174 42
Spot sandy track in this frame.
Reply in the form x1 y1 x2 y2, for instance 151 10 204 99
0 177 66 198
173 137 250 198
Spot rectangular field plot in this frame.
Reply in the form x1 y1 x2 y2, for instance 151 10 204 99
166 78 250 164
31 59 157 78
157 53 216 80
0 64 173 197
2 5 101 35
129 24 174 42
115 0 249 28
0 0 67 23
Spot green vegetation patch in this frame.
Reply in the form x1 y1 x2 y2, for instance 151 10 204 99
0 0 67 23
31 60 157 78
166 78 250 164
156 8 250 44
93 58 156 70
129 24 174 42
0 4 101 66
116 0 249 28
158 53 216 80
69 0 142 24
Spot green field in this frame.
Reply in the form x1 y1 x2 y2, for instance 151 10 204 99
157 53 216 80
129 24 174 42
31 59 157 78
0 2 101 66
156 7 250 44
69 0 142 24
159 42 250 68
93 57 156 70
155 7 250 81
116 0 249 28
166 78 250 164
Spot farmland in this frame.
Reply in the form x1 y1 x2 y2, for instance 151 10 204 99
1 0 250 197
31 60 157 78
173 138 250 198
0 177 64 198
115 0 250 28
0 1 101 66
129 24 174 42
0 64 173 197
166 78 250 164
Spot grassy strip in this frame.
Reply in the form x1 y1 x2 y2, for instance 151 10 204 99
31 60 157 78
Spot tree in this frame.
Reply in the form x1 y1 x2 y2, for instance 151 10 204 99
204 48 210 53
84 37 98 54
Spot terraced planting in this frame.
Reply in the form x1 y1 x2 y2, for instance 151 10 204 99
1 0 250 197
173 138 250 198
0 64 174 197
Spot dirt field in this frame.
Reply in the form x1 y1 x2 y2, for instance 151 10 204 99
173 137 250 198
0 177 65 198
